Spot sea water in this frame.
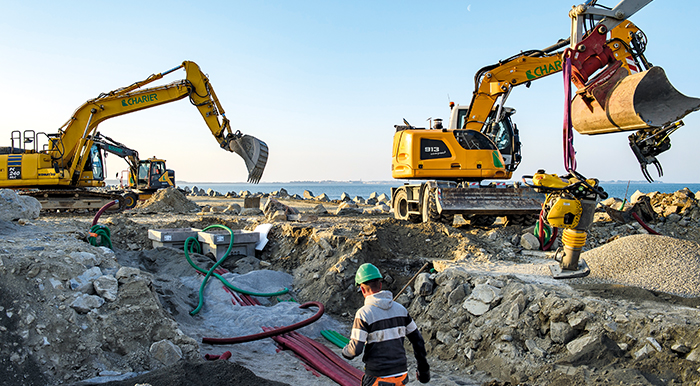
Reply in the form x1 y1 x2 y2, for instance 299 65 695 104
179 181 700 201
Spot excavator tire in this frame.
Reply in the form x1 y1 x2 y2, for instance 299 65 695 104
505 214 539 226
470 215 498 227
122 192 139 210
422 188 454 225
393 189 421 223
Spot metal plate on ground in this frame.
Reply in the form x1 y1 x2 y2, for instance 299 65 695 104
550 258 591 279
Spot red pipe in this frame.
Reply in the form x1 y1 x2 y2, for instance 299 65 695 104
92 200 118 226
273 333 358 386
202 302 325 344
632 212 661 235
289 331 363 381
286 331 362 383
204 351 231 361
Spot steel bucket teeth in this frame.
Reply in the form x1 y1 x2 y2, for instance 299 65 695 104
230 135 268 184
571 66 700 135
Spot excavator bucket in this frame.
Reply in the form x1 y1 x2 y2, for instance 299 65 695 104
229 135 268 183
571 67 700 135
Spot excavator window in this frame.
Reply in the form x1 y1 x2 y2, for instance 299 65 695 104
453 130 497 151
138 163 149 186
88 145 104 181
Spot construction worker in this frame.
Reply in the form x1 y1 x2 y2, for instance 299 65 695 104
342 263 430 385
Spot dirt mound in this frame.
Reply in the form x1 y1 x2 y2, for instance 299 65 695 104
135 187 200 213
71 360 290 386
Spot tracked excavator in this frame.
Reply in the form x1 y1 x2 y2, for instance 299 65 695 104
0 61 268 212
392 0 700 228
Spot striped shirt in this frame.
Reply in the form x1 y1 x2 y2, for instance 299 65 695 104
342 290 428 377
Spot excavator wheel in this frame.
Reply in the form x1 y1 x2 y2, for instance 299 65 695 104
470 215 498 227
122 192 139 210
422 188 454 225
505 214 539 226
393 189 421 223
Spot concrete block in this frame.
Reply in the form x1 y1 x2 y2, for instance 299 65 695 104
197 230 259 260
148 228 201 249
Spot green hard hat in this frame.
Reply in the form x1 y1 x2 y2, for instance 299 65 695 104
355 263 383 286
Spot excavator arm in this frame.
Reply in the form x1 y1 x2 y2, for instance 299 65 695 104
463 21 646 133
51 61 267 184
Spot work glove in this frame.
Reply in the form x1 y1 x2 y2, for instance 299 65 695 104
416 365 430 383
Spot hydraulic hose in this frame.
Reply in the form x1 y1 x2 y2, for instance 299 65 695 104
184 228 289 299
201 301 324 345
92 200 118 226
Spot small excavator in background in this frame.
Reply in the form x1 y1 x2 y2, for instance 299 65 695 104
0 61 268 212
91 133 176 209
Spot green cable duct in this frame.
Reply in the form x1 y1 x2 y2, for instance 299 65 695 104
88 225 112 249
321 330 350 348
184 224 289 315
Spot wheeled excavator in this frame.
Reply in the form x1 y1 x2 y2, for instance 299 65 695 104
391 20 651 227
391 0 700 229
0 61 268 212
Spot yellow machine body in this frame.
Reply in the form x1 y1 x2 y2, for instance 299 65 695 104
391 128 510 181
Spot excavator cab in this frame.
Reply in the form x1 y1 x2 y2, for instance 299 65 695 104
482 107 522 173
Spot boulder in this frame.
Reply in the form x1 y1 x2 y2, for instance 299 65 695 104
0 189 41 221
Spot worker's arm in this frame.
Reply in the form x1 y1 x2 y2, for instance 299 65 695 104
406 320 430 383
342 317 368 359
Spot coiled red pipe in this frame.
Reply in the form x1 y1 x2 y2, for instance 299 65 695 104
201 302 324 345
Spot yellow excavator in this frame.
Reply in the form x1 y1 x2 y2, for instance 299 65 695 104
91 133 176 209
391 0 699 227
0 61 268 212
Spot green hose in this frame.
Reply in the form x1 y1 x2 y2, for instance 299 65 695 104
184 224 289 315
88 225 112 249
321 330 350 348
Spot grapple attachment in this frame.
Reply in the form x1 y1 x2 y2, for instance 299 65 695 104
571 66 700 135
229 134 268 183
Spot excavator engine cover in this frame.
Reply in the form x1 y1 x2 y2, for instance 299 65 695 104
571 67 700 135
230 135 268 183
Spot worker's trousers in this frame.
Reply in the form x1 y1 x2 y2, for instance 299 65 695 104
361 373 408 386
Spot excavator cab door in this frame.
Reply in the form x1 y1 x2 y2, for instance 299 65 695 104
84 145 105 181
482 108 522 172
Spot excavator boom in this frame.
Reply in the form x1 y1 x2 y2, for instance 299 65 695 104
1 60 268 211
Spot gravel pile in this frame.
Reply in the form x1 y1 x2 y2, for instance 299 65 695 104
135 187 200 213
579 234 700 297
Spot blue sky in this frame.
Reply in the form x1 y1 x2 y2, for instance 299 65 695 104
1 1 698 183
